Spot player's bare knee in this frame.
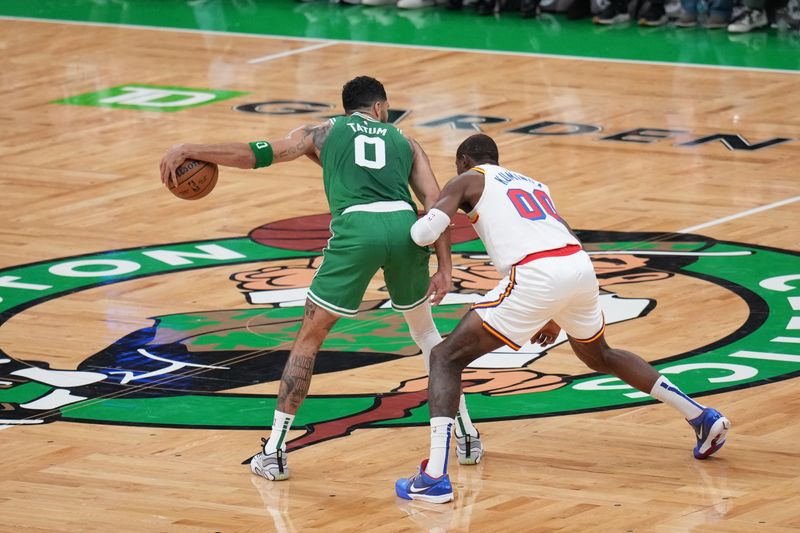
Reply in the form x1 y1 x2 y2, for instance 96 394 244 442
430 343 454 367
571 341 610 373
430 341 469 371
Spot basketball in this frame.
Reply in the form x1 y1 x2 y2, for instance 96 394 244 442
168 159 218 200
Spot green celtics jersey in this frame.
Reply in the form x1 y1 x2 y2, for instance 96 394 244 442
320 112 416 217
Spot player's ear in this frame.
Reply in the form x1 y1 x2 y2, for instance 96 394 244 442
376 100 388 121
456 153 466 173
459 153 474 173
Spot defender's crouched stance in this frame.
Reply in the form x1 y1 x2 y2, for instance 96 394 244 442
395 134 730 504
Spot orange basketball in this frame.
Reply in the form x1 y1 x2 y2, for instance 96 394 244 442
168 159 218 200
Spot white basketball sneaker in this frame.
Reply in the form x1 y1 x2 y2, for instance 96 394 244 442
250 439 290 481
455 431 484 465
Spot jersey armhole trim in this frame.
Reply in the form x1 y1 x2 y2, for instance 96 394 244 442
466 169 488 223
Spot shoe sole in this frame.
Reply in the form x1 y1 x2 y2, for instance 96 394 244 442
728 23 768 32
250 461 290 481
694 416 731 459
395 477 454 504
405 492 455 504
639 17 668 25
594 17 630 24
593 14 631 24
457 448 483 465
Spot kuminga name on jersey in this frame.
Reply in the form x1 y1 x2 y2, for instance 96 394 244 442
468 164 580 275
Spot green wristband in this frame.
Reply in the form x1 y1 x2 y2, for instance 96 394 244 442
249 141 274 168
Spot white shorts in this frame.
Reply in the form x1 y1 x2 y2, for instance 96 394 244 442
472 249 604 350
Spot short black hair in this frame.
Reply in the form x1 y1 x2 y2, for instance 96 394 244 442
457 134 499 165
342 76 387 113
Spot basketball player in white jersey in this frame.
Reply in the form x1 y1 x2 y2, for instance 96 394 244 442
395 133 731 504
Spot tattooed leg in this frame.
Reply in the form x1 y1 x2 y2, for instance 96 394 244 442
277 299 339 414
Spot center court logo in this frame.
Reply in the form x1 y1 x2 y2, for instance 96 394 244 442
0 214 798 451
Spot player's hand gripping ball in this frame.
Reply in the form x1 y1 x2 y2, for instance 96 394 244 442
167 159 218 200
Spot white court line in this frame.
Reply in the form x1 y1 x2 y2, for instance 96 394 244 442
586 250 752 256
2 15 800 75
730 350 800 363
248 41 337 64
679 195 800 233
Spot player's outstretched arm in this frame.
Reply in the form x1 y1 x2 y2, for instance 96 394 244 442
406 137 453 305
159 121 332 186
160 142 255 186
410 171 476 247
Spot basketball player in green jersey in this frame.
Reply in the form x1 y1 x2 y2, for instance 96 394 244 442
160 76 483 480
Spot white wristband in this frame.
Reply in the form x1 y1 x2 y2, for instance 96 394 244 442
410 208 451 246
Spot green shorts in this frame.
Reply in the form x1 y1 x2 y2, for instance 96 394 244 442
307 209 431 317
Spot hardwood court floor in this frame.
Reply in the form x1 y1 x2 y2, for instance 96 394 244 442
0 17 798 533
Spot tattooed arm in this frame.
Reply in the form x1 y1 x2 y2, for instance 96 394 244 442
285 121 333 167
159 120 333 185
276 120 333 163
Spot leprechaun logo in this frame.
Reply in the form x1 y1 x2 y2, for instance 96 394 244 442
0 215 798 452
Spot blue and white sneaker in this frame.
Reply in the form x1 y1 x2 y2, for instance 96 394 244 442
688 408 731 459
395 460 454 504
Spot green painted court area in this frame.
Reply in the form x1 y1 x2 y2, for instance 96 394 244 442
2 0 799 71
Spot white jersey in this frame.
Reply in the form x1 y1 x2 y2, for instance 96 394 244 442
467 164 579 275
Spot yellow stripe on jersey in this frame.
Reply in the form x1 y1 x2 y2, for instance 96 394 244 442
472 266 516 309
571 323 606 344
481 321 521 351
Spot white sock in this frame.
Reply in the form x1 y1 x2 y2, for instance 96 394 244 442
425 417 453 478
649 376 705 420
455 394 478 437
263 410 294 454
402 302 442 373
